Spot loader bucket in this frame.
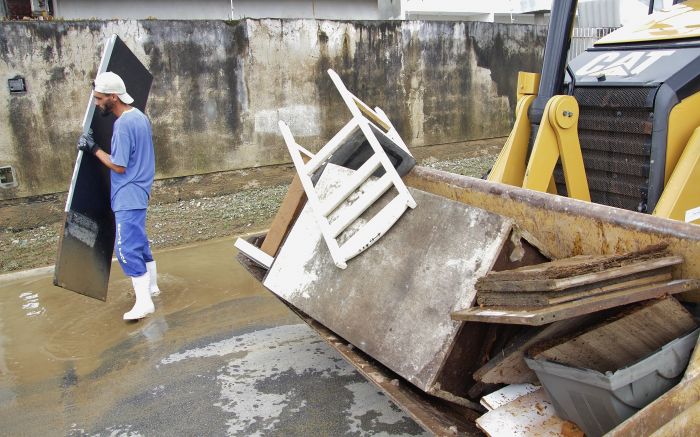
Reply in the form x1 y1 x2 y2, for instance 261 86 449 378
406 167 700 287
239 166 700 435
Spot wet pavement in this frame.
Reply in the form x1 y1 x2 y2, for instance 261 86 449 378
0 237 429 436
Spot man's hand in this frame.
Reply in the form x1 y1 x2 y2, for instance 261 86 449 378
77 129 99 154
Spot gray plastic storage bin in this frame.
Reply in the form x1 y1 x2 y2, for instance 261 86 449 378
525 327 700 437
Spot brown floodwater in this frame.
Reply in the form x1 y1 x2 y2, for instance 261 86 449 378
0 236 427 436
1 236 285 380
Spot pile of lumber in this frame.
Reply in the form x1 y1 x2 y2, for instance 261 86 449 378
476 244 679 307
456 243 700 391
452 244 700 326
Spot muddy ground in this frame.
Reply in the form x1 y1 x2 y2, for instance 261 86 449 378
0 140 501 274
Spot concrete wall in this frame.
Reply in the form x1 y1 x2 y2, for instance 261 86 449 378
0 19 546 200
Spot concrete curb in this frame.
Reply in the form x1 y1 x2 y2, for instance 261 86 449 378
0 265 55 285
0 230 270 286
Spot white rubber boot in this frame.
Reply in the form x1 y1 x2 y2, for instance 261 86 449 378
124 272 155 321
146 261 161 296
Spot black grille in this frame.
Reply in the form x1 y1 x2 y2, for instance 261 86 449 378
577 109 653 135
555 86 657 212
574 86 653 109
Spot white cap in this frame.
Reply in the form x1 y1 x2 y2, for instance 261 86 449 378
93 71 134 104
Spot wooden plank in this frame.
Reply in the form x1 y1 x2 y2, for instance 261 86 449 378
260 175 306 257
473 316 592 384
477 272 672 307
353 97 391 131
451 279 700 326
475 388 584 437
236 234 267 282
530 297 697 372
546 272 671 304
476 256 683 292
478 243 668 282
234 238 273 269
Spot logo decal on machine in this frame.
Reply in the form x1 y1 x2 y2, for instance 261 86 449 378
575 50 675 77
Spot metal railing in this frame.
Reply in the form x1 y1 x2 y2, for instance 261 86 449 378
568 27 619 61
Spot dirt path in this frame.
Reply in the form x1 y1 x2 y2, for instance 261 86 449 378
0 151 498 274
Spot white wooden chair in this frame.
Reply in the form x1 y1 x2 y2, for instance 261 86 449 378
278 69 417 269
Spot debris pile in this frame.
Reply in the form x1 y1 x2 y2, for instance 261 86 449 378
236 70 700 436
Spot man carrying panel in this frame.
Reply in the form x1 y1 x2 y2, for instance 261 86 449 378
77 71 160 321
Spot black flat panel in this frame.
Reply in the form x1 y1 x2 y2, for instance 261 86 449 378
54 35 153 301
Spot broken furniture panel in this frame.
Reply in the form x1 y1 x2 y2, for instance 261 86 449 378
278 69 416 269
475 387 584 437
236 174 309 270
263 164 518 401
479 383 541 411
54 35 153 300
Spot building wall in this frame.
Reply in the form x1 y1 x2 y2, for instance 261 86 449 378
0 19 546 200
52 0 383 20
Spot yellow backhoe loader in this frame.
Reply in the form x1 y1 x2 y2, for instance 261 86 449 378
490 0 700 224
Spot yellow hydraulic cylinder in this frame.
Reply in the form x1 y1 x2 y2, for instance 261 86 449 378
516 71 540 101
488 72 540 186
522 95 591 202
653 126 700 224
488 95 534 186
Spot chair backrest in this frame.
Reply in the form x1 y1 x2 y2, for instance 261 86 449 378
278 69 417 268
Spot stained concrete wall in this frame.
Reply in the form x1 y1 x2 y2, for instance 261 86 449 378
0 19 546 200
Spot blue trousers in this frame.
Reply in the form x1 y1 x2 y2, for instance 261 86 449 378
114 209 154 277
